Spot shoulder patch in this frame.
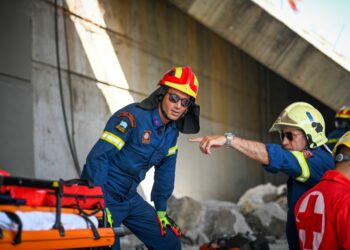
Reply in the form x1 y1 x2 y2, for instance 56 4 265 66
117 112 136 128
116 120 129 134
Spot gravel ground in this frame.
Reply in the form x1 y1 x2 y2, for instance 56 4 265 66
120 235 288 250
182 239 288 250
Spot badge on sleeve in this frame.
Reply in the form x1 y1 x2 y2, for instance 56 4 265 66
116 120 128 133
142 130 151 144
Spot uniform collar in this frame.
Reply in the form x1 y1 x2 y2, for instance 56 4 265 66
151 107 176 129
322 169 350 187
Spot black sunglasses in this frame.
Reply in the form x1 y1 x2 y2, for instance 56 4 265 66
279 131 295 141
168 93 192 108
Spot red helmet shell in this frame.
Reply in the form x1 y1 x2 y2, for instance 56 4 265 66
159 66 198 99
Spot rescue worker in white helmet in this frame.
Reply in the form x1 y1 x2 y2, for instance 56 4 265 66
190 102 334 250
326 105 350 150
82 66 200 250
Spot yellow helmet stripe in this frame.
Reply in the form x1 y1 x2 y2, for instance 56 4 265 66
100 131 125 150
174 67 182 78
166 145 178 156
164 81 197 98
193 75 198 87
291 151 310 183
337 113 350 119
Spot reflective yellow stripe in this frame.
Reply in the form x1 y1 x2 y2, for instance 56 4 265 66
100 131 125 150
290 151 310 182
166 145 178 156
327 138 339 144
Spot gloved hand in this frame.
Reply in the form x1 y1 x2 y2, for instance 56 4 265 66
105 208 114 227
156 211 181 237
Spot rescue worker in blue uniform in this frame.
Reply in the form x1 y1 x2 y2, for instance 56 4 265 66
81 66 200 250
326 105 350 150
190 102 334 250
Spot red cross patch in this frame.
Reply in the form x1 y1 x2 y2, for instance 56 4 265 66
296 191 325 250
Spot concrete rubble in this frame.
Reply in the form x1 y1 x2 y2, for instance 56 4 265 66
121 183 288 250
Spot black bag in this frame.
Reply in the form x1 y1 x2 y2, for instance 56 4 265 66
200 232 270 250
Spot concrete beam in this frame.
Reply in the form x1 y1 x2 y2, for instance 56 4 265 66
169 0 350 110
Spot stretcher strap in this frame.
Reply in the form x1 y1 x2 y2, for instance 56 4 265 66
79 214 100 240
52 188 65 236
52 179 104 237
60 178 94 188
77 204 102 217
3 211 22 245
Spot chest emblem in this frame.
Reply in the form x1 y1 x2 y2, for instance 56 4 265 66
142 130 152 144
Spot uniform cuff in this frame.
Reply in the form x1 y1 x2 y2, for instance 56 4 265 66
154 200 167 211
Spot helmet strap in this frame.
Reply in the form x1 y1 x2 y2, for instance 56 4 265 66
305 134 313 149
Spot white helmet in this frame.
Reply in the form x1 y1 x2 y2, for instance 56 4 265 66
269 102 327 148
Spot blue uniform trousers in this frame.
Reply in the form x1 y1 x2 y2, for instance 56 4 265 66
107 193 181 250
287 208 299 250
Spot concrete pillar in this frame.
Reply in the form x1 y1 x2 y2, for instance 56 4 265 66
0 0 33 176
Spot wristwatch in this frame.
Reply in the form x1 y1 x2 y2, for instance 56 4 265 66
224 132 234 148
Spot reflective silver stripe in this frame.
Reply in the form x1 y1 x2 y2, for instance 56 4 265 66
290 151 310 182
100 131 125 150
167 145 178 156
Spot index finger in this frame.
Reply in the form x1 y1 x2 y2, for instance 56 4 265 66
189 137 203 142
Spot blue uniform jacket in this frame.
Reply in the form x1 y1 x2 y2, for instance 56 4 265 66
265 144 334 249
81 103 179 211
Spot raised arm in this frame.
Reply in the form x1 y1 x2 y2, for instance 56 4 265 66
190 134 269 165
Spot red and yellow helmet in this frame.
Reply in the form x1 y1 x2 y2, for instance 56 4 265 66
335 106 350 119
159 66 199 99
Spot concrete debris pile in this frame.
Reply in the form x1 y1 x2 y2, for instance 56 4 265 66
120 183 287 249
167 183 288 247
237 183 287 239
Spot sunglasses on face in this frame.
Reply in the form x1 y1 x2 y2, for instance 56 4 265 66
279 131 301 141
168 93 192 108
